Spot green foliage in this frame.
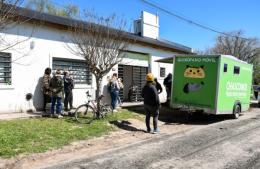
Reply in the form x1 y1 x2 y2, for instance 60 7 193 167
24 0 79 18
0 109 143 158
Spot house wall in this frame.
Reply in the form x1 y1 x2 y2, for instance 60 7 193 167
0 23 178 113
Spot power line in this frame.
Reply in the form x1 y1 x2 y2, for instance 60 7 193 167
140 0 250 41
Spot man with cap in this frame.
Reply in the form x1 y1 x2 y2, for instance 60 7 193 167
49 69 64 118
141 73 160 134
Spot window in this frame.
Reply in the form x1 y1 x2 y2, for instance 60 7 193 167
223 63 228 72
160 67 166 77
234 66 240 74
0 52 11 85
53 58 92 84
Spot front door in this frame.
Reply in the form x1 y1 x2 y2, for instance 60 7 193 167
118 65 148 102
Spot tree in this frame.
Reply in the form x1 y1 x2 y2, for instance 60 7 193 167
211 30 259 62
25 0 79 18
0 0 33 51
251 49 260 84
67 12 129 117
208 30 260 84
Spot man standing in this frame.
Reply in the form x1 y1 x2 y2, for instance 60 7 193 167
163 73 172 102
49 69 64 118
63 71 74 111
154 77 163 94
141 73 160 134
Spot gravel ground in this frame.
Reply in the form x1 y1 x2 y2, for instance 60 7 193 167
44 108 260 169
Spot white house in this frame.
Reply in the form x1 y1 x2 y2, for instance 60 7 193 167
0 8 192 113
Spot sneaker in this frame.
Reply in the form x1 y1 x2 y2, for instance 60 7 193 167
57 114 63 118
112 109 118 113
146 129 152 133
152 128 160 134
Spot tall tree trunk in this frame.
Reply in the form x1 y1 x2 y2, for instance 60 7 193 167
95 75 102 118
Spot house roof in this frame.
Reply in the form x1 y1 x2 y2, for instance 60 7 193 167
12 6 192 54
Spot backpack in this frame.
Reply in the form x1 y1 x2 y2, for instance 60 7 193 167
51 76 63 94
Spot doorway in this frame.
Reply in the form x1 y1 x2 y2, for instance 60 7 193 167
118 65 148 102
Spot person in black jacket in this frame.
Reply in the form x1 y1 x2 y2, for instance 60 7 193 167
63 71 74 111
154 78 163 94
163 73 172 102
141 73 160 134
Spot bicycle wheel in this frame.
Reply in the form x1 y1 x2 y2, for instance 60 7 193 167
74 104 96 124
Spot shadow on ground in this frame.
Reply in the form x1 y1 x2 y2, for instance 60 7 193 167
109 120 146 133
124 103 254 125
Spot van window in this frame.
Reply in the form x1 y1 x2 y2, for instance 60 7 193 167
234 66 240 74
224 63 228 72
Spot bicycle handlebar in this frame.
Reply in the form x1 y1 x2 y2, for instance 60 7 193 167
86 91 104 100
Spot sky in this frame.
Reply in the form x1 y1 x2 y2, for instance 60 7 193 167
51 0 260 51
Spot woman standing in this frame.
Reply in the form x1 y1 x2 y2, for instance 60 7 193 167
42 67 52 112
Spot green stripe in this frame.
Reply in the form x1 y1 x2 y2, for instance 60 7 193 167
122 52 149 61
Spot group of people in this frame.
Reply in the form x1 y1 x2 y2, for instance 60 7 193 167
107 73 124 112
141 73 172 134
42 67 74 118
41 67 172 128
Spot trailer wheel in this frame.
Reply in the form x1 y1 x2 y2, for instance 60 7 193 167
232 104 240 119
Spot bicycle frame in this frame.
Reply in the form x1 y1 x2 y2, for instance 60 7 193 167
74 91 112 123
85 91 107 112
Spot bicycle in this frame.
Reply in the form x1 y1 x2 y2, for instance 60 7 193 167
74 91 112 124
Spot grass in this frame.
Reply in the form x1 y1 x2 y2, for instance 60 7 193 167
0 109 143 158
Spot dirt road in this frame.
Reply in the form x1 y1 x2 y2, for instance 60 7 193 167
43 108 260 169
2 107 259 169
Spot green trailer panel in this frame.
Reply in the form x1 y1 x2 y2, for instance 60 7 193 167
171 56 219 110
216 56 253 113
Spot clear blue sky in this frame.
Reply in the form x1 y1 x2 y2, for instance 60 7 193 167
53 0 260 51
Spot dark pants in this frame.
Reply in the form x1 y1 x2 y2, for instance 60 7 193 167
254 91 258 100
144 105 159 131
51 97 62 115
43 94 51 112
64 90 73 110
166 87 171 101
110 91 118 110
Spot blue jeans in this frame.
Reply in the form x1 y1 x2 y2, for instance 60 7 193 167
110 91 118 110
51 97 62 114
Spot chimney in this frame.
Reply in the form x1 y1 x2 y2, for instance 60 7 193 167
134 11 159 39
